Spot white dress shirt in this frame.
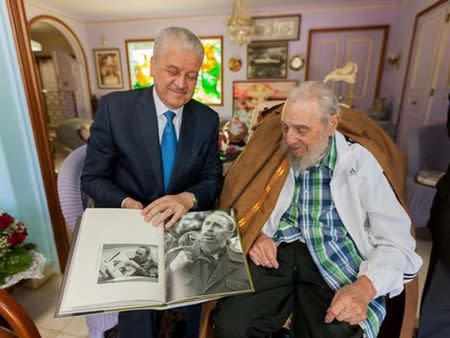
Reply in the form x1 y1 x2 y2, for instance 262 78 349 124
121 88 185 207
153 87 183 143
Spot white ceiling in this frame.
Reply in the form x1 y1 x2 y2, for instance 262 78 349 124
26 0 400 23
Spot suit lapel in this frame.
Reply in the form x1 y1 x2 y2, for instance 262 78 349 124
168 102 196 192
136 87 164 193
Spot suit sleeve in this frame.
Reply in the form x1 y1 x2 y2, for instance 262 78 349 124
186 113 223 210
80 96 128 207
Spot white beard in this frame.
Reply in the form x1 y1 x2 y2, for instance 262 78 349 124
200 239 223 255
283 134 330 173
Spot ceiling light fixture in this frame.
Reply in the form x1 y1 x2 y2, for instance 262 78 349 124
226 0 255 45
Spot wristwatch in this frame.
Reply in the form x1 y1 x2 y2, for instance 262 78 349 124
188 192 198 209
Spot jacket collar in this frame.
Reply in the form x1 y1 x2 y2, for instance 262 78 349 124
334 131 358 176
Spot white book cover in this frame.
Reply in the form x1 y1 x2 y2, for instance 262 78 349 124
56 208 254 317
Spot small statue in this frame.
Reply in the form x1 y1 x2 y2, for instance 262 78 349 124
323 62 358 85
323 62 358 107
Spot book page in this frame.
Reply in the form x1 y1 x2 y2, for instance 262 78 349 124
59 208 165 314
165 210 254 303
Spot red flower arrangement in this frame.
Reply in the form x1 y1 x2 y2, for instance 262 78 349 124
0 210 34 284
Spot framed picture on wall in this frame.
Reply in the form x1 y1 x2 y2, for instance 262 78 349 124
195 36 223 106
125 39 155 89
247 42 288 79
232 80 298 130
251 15 301 42
93 49 124 89
125 36 223 105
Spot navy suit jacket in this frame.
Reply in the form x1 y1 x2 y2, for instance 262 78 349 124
81 87 223 210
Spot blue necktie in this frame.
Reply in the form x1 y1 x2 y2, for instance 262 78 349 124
161 111 177 192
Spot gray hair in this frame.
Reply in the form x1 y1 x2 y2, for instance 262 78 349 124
284 81 340 124
153 26 204 61
137 246 151 257
206 211 235 235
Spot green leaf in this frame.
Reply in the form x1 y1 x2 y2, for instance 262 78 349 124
24 243 36 251
0 246 32 275
0 272 6 285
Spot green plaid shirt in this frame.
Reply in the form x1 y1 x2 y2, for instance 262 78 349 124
273 134 386 338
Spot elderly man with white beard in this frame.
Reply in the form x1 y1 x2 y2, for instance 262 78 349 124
211 81 422 338
167 211 251 300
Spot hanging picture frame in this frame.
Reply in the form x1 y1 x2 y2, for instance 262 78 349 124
232 80 298 130
125 39 155 90
247 41 288 79
93 48 124 89
251 14 301 42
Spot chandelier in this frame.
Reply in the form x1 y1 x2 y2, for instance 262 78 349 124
226 0 255 45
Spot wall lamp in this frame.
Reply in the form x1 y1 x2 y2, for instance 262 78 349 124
387 52 401 68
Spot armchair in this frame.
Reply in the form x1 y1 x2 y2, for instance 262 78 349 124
0 288 40 337
57 145 118 338
221 102 420 338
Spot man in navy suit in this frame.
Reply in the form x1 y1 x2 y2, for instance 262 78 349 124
81 26 223 338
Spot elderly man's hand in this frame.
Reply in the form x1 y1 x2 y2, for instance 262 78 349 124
141 192 194 229
324 276 376 326
248 233 279 269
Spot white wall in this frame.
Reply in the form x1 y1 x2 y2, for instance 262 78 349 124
84 5 400 119
26 2 403 120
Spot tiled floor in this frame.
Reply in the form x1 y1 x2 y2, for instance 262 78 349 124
12 274 88 338
10 229 433 338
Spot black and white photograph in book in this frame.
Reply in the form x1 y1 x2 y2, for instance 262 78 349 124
165 210 251 300
97 244 159 284
247 41 288 79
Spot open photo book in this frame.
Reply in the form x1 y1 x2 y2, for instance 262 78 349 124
56 208 254 317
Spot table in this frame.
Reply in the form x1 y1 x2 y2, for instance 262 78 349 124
416 170 445 188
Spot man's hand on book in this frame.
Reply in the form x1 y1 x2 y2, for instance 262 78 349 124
248 233 279 269
142 192 194 229
122 198 144 209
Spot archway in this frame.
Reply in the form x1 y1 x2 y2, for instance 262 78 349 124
29 15 92 120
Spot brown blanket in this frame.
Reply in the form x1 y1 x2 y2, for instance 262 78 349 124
199 104 417 338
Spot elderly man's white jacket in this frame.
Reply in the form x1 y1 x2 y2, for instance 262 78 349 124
262 131 422 298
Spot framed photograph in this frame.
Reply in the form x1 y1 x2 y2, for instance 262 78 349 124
232 80 298 130
125 36 223 106
247 42 288 79
195 36 223 106
125 39 155 89
251 15 301 42
94 49 124 89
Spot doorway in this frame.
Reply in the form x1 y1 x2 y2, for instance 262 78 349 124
306 26 388 113
396 0 449 151
29 16 93 173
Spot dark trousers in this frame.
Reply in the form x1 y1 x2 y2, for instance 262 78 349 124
118 304 201 338
214 241 363 338
417 255 450 338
